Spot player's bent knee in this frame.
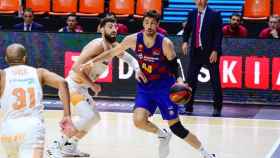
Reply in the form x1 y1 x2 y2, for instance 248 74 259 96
169 121 189 139
133 116 147 129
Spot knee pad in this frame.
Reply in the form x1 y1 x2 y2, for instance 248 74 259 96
169 121 189 139
72 101 101 132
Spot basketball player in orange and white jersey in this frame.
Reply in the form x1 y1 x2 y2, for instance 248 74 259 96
47 16 141 157
0 43 74 158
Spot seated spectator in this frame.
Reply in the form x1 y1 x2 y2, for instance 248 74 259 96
223 14 248 38
13 8 44 31
259 15 280 39
116 23 128 34
177 21 187 35
59 14 83 32
97 13 128 34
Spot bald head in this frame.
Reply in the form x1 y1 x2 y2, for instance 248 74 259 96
5 43 27 64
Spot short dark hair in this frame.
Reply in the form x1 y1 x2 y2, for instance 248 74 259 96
230 13 241 19
99 16 117 28
143 10 160 22
24 8 33 14
105 13 117 19
67 13 78 21
269 15 280 21
67 13 77 19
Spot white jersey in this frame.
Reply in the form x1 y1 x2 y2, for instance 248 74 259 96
1 65 43 121
69 38 110 85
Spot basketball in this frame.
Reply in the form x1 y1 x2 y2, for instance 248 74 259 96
169 83 192 105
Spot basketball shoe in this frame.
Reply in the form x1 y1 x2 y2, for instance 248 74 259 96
158 129 172 158
46 141 63 158
61 140 90 157
204 154 216 158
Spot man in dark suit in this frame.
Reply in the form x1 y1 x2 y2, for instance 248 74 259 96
181 0 223 117
13 8 44 31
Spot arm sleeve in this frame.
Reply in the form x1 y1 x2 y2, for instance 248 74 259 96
167 57 183 79
119 52 140 71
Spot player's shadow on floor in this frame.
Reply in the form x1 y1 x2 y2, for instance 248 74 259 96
178 103 262 118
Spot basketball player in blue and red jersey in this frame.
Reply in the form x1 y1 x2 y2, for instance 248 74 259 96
87 10 217 158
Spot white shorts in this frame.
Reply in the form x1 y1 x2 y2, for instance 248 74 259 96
66 77 100 131
0 117 45 158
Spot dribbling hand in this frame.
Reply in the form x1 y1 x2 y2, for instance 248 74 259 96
135 69 148 84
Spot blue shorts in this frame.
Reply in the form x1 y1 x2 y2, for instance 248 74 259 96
134 77 178 120
134 91 178 120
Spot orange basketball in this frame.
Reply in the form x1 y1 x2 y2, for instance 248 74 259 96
169 83 192 105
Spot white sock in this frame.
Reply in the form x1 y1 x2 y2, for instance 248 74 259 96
198 146 209 157
58 134 69 145
157 129 167 138
69 136 79 144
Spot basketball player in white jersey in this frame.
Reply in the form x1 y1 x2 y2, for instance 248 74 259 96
47 16 141 157
0 43 74 158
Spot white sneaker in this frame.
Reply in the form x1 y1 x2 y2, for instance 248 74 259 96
62 141 90 157
158 130 172 158
204 154 216 158
46 141 63 158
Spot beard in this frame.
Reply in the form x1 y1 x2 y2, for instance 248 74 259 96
104 33 116 43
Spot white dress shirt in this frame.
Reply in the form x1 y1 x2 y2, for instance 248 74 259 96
24 23 32 31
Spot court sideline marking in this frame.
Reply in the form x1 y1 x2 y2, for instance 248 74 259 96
265 136 280 158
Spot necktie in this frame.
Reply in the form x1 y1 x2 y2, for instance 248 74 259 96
195 12 202 48
26 24 31 31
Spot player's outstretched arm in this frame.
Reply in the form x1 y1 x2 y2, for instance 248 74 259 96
88 34 137 64
117 52 148 83
118 52 140 71
37 68 71 117
38 68 76 136
73 41 104 89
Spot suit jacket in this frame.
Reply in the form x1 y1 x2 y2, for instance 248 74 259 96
183 7 223 61
13 22 44 31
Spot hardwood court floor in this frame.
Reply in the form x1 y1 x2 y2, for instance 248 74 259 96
1 110 280 158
